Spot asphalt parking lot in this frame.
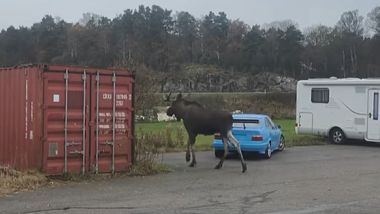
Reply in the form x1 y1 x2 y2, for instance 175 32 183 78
1 143 380 214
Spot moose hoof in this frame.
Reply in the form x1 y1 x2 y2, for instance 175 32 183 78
185 153 190 162
189 162 196 167
242 163 247 173
214 163 222 170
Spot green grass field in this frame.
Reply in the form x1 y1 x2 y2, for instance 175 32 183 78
136 119 325 151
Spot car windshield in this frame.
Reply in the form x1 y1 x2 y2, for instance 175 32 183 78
232 119 261 128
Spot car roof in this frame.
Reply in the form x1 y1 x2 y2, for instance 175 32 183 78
232 113 268 120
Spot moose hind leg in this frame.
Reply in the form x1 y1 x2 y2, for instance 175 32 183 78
215 137 228 169
228 131 247 173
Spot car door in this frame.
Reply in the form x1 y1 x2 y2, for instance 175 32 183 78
265 117 280 149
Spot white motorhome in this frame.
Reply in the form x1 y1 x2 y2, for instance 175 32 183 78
296 77 380 144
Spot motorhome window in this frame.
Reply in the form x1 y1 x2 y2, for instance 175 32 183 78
373 93 379 120
311 88 329 103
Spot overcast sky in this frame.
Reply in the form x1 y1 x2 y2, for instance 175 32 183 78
0 0 379 31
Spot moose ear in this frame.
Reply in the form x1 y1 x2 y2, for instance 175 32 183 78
176 93 182 100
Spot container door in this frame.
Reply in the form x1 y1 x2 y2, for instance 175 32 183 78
367 89 380 141
43 70 90 175
90 72 133 173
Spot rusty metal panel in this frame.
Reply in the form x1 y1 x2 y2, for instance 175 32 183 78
0 65 43 170
0 64 134 175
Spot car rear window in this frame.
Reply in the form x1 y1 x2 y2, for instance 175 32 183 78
233 119 260 129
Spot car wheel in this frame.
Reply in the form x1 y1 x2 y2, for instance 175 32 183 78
214 150 224 158
329 128 345 144
264 143 272 159
278 135 285 151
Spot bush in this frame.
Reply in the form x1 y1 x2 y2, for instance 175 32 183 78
130 125 187 176
0 166 48 196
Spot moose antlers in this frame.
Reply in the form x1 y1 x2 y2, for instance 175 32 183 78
164 92 183 102
164 92 173 102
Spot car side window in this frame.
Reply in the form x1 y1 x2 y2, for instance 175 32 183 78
265 118 273 129
267 117 276 129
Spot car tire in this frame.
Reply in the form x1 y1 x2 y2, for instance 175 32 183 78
329 128 345 144
278 135 285 151
214 150 224 158
264 143 272 159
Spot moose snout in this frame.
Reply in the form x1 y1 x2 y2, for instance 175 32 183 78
167 107 174 116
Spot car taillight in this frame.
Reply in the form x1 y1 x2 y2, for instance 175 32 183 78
251 135 263 141
214 133 221 139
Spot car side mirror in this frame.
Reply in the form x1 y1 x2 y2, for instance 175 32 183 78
277 125 281 129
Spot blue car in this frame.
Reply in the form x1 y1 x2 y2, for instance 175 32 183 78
212 113 285 159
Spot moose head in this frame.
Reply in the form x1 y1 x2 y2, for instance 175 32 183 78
166 93 184 121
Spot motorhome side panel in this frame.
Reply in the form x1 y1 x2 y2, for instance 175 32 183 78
296 80 372 140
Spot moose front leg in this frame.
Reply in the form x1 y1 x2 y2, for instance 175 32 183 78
215 137 228 169
189 144 197 167
186 142 191 162
188 135 197 167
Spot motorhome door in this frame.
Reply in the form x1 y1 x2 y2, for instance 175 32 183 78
367 89 380 141
299 112 313 134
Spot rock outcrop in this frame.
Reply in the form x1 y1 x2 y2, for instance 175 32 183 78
162 65 296 93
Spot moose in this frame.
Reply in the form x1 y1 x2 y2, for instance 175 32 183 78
166 93 247 173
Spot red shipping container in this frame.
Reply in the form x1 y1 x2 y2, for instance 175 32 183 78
0 64 135 175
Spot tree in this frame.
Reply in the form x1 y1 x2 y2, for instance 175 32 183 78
367 6 380 35
79 13 102 26
0 26 35 66
242 25 265 72
173 11 198 63
302 25 334 78
335 10 365 77
279 25 304 77
304 25 333 47
111 9 137 67
223 19 249 69
200 12 229 64
263 20 298 31
1 5 380 82
31 15 68 63
148 5 173 71
336 10 364 37
261 28 283 72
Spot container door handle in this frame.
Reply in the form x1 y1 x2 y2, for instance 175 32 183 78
369 113 372 118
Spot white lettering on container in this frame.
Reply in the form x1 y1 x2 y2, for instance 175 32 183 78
116 100 124 106
116 94 128 100
29 131 33 140
25 79 28 140
30 101 34 122
102 93 112 100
